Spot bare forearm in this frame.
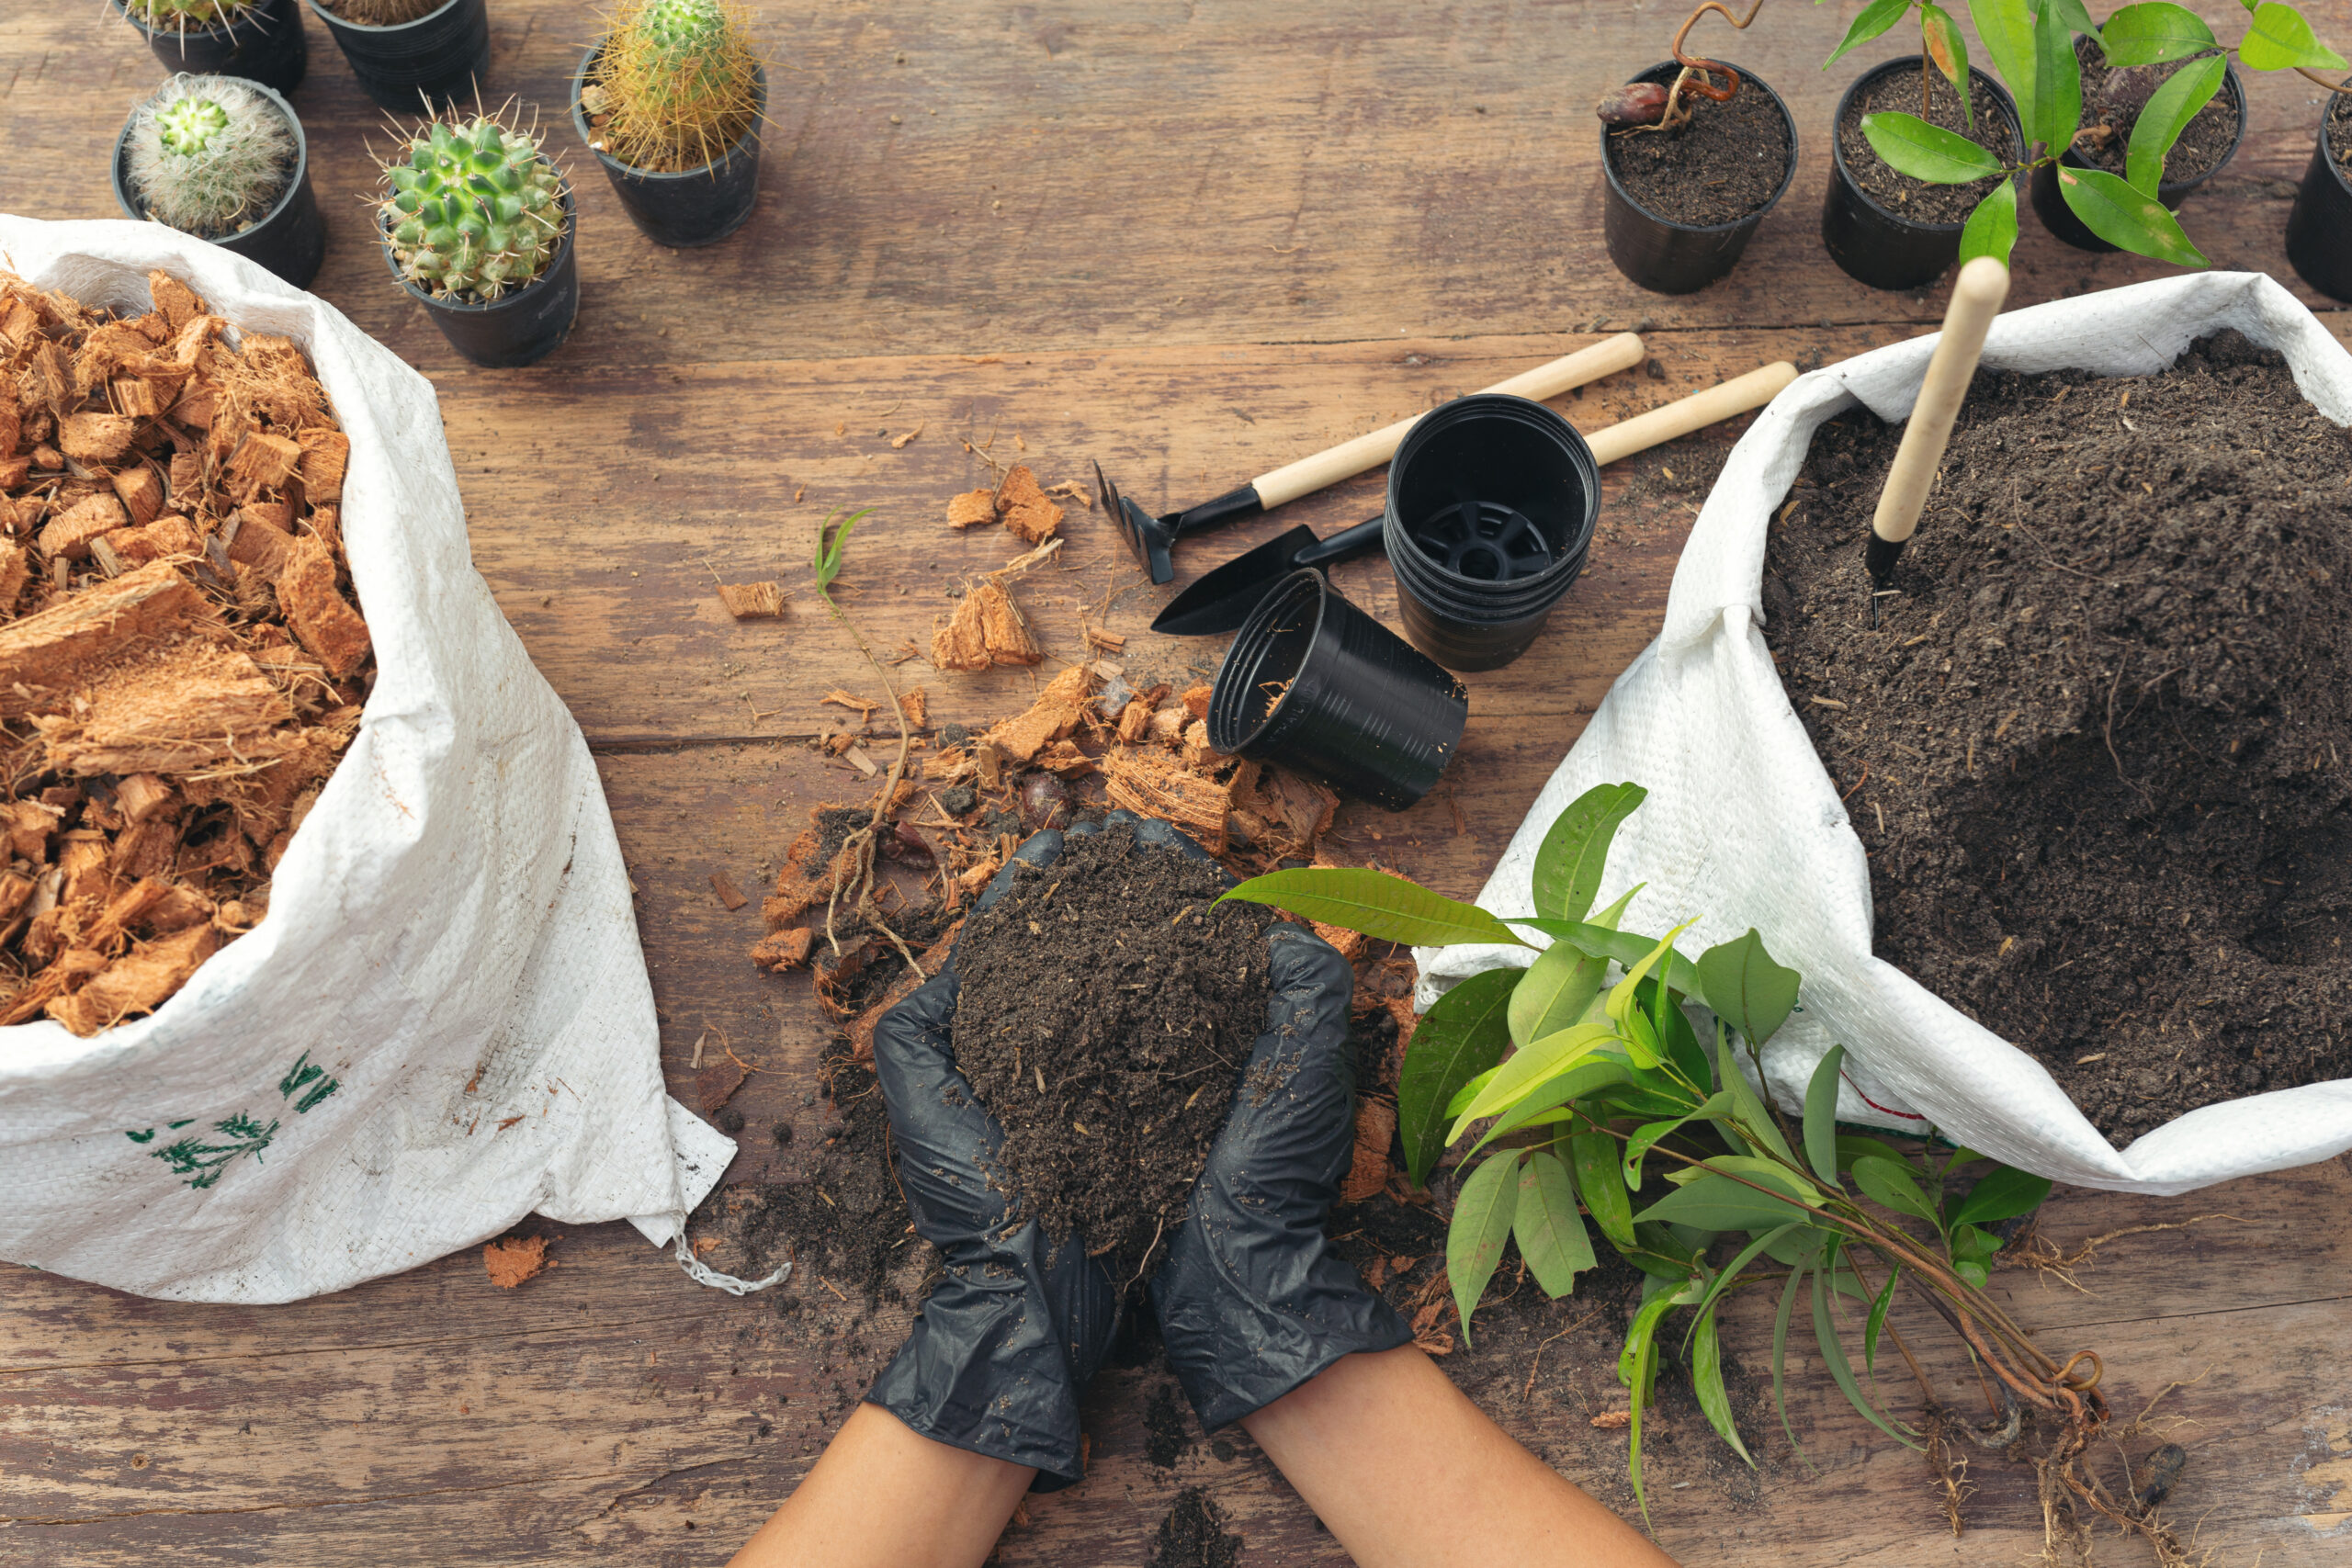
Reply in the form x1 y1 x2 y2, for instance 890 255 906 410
1240 1347 1679 1568
729 1403 1034 1568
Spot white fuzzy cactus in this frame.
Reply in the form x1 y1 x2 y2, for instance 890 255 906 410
125 74 296 238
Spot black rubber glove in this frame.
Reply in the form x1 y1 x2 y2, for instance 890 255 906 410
864 827 1119 1492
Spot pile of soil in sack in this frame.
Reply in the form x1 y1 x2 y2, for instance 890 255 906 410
952 822 1274 1273
1765 332 2352 1145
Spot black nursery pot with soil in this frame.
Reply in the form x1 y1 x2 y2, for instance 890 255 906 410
2031 37 2245 254
1824 57 2024 292
1600 60 1797 295
2286 94 2352 303
109 0 309 94
571 46 767 249
381 179 581 367
306 0 492 113
1762 331 2352 1146
110 82 326 289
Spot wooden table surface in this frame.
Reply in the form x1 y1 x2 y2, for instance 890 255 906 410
6 2 2352 1563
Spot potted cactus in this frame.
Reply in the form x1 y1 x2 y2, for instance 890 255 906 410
108 0 308 94
111 73 326 288
573 0 767 247
305 0 492 113
375 108 580 367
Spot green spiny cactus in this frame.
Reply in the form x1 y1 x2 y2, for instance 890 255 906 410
591 0 762 175
124 0 262 31
125 74 296 239
377 112 568 303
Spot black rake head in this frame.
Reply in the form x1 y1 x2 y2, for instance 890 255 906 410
1095 459 1180 584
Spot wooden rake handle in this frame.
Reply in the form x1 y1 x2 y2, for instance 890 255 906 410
1871 257 2011 550
1250 332 1646 509
1584 359 1798 467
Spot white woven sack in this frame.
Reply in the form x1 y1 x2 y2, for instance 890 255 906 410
0 218 740 1301
1419 272 2352 1197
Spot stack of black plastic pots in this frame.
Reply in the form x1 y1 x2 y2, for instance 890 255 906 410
110 77 328 290
305 0 491 113
111 0 308 94
1196 392 1601 811
571 47 768 249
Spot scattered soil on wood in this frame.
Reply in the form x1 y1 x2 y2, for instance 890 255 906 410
1766 332 2352 1144
1606 70 1792 227
1146 1486 1242 1568
2068 36 2237 186
1838 64 2018 224
1145 1381 1193 1470
952 821 1273 1275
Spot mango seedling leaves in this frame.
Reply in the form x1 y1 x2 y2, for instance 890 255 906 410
1569 1129 1636 1249
1959 178 2020 265
1529 783 1645 923
1452 1020 1617 1141
1861 110 2006 182
2240 0 2348 70
1771 1237 1825 1462
2098 0 2215 64
1635 1172 1814 1233
1713 1027 1802 1166
1514 919 1704 998
1970 0 2039 106
1448 1149 1525 1346
2057 165 2209 265
1864 1265 1900 1372
1396 967 1515 1186
1803 1043 1849 1186
1951 1164 2053 1226
1826 0 1914 67
2125 52 2227 194
2030 0 2086 153
2050 0 2103 42
1690 1300 1755 1464
1851 1156 1941 1223
1466 1058 1629 1159
1813 1256 1922 1448
1509 939 1608 1048
1622 1091 1735 1190
1222 867 1527 948
1514 1149 1596 1296
1695 928 1802 1047
1921 2 1976 127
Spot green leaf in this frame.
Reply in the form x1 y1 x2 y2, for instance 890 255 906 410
2098 1 2213 65
2057 165 2210 265
2125 52 2227 193
1864 1265 1900 1373
1694 929 1802 1048
1529 783 1645 923
1607 921 1699 1032
1771 1241 1823 1464
1634 1172 1814 1233
1569 1130 1636 1249
1619 1286 1686 1386
1397 968 1516 1186
1802 1044 1848 1186
1465 1058 1630 1158
1451 1020 1617 1139
1959 178 2021 265
1951 1164 2053 1225
2030 0 2086 153
1509 939 1610 1048
1837 1133 1917 1172
1623 1293 1675 1523
1652 978 1714 1091
1860 110 2005 183
1511 919 1704 998
2240 1 2347 70
1622 1091 1735 1189
1951 1223 2002 1262
1825 0 1914 66
1626 1222 1702 1279
1689 1222 1806 1330
813 507 875 596
1850 1156 1941 1223
1713 1030 1801 1167
1921 3 1975 128
1690 1300 1755 1465
1678 1154 1825 1207
1221 867 1529 949
1955 1258 1991 1289
1514 1150 1596 1296
1970 0 2039 103
1447 1150 1525 1347
2049 0 2103 40
1813 1259 1922 1449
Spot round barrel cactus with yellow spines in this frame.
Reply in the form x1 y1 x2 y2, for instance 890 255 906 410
591 0 762 175
377 113 568 303
123 0 263 29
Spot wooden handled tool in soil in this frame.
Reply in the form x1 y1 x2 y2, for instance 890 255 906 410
1151 357 1801 636
1866 256 2010 585
1101 332 1645 582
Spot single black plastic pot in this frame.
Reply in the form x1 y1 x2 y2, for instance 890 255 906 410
1600 60 1798 295
305 0 490 113
109 0 308 94
111 81 326 289
571 45 767 248
380 180 580 367
2284 101 2352 302
1208 569 1468 811
1823 58 2024 292
1382 392 1600 673
2030 65 2245 252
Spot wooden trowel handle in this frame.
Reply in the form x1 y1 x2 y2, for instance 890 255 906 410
1250 332 1646 509
1871 257 2010 549
1584 360 1798 467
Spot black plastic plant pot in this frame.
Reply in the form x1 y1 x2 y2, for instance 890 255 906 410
2284 103 2352 301
1207 569 1468 811
1600 59 1798 295
571 45 767 248
2030 65 2245 252
111 81 326 289
381 180 580 367
1823 58 2024 292
306 0 490 113
109 0 308 95
1382 392 1600 673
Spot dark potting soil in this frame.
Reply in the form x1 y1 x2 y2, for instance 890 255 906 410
1146 1487 1242 1568
1765 333 2352 1145
727 1034 915 1304
951 822 1274 1274
1605 77 1792 227
2333 91 2352 172
2068 36 2237 185
1838 66 2018 225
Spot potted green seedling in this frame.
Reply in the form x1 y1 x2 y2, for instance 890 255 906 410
108 0 308 94
374 107 579 367
112 73 326 288
573 0 767 247
1593 1 1798 295
1223 783 2186 1547
305 0 492 113
1815 0 2028 289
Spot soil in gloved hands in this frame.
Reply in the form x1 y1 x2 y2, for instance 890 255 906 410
951 822 1273 1275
